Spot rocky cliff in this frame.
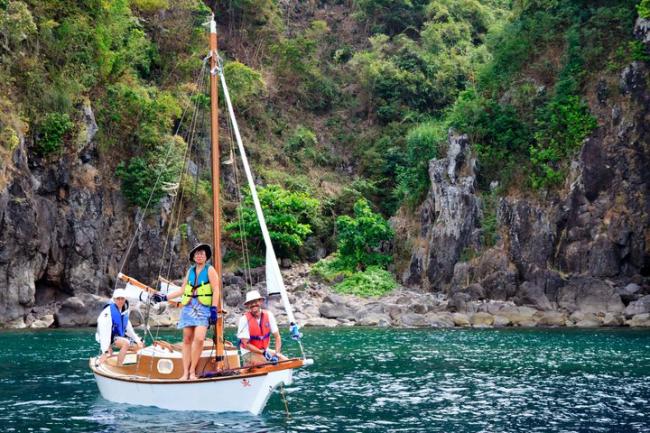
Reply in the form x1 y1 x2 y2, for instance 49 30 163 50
398 18 650 325
0 103 186 327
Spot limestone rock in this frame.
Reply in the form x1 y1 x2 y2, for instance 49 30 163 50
602 313 623 327
452 313 470 327
558 278 624 313
55 293 107 327
303 317 339 327
536 311 567 327
357 313 391 327
627 313 650 327
426 312 455 327
493 315 511 327
404 132 481 288
30 314 55 329
624 295 650 317
400 313 429 327
470 312 494 327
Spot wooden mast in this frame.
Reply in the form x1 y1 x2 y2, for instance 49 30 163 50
209 14 224 366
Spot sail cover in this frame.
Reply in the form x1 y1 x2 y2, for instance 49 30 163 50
219 68 297 326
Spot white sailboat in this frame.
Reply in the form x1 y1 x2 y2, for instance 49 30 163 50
89 14 312 416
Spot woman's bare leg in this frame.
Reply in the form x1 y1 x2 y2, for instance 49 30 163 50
189 326 207 379
181 327 194 380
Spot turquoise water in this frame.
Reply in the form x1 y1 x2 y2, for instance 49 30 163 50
1 328 649 432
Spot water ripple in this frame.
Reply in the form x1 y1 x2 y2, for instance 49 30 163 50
0 328 649 432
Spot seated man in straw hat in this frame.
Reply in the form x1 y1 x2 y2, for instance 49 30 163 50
237 290 287 366
96 288 143 365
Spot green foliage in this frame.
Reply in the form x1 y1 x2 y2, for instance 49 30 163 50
638 0 650 19
394 120 444 207
115 135 186 208
630 40 650 61
334 266 397 297
447 89 531 187
0 1 36 51
95 0 154 80
225 185 320 258
222 61 265 111
269 20 336 111
0 126 19 151
481 190 498 247
285 126 317 154
353 0 429 36
311 254 354 282
37 113 73 155
529 96 597 189
99 82 181 150
336 198 394 270
131 0 170 13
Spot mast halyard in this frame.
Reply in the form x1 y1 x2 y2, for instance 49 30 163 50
209 14 225 366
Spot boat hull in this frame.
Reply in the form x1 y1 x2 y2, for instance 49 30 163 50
92 367 293 415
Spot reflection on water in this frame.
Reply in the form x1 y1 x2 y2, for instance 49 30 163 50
1 328 649 432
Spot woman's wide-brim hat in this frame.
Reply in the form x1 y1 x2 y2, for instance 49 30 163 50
244 290 264 305
189 243 212 262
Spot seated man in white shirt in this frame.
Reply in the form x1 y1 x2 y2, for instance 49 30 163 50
96 288 143 365
237 290 287 366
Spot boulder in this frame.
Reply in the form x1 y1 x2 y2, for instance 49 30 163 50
493 315 511 327
55 293 107 327
499 306 538 326
452 313 470 327
357 313 391 327
517 282 552 310
303 317 339 327
30 314 55 329
558 277 624 313
602 313 624 327
470 312 494 327
225 289 243 307
319 302 355 320
624 295 650 318
536 311 567 327
400 313 429 327
426 312 455 328
627 313 650 327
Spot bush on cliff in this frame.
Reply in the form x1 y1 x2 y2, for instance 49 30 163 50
225 185 320 259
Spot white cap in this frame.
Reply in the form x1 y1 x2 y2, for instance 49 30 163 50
244 290 264 305
112 288 128 299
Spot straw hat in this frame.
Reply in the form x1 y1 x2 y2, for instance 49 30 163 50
189 243 212 262
244 290 264 305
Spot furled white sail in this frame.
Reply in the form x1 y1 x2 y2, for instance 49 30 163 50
123 282 150 303
219 68 297 327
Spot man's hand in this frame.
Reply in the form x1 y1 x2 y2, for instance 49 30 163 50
209 306 218 325
136 341 144 350
263 349 279 365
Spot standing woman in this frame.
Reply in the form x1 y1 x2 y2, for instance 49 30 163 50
157 243 219 380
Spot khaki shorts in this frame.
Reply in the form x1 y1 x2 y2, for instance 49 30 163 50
242 352 266 366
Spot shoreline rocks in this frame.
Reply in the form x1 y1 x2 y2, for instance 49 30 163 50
3 263 650 330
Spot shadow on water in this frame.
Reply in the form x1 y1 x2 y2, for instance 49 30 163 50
86 401 273 433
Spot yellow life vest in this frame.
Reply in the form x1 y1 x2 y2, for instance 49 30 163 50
181 265 213 306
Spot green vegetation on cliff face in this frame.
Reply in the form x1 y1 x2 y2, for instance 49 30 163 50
1 1 645 283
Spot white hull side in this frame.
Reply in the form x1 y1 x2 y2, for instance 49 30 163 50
93 370 293 415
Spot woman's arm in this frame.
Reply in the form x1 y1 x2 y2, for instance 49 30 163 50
165 274 188 300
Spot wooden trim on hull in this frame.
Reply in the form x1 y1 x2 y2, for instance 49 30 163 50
89 357 306 385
